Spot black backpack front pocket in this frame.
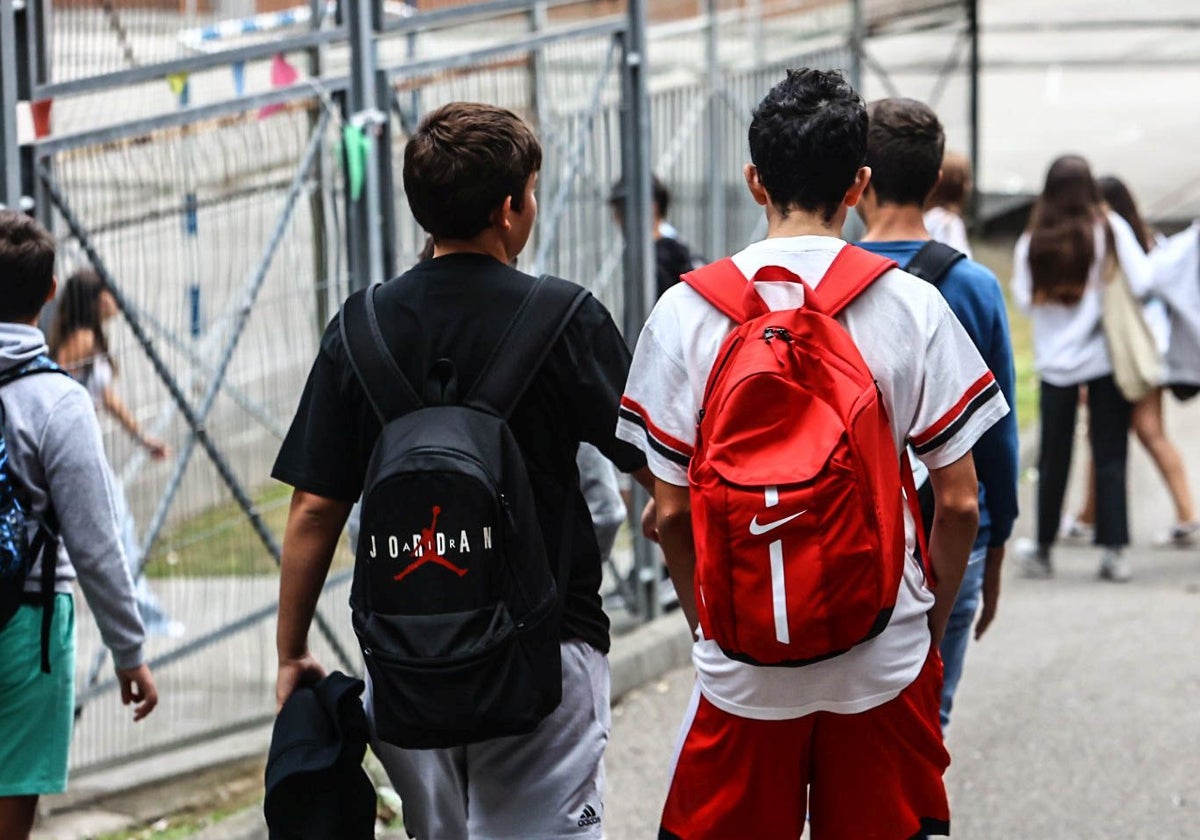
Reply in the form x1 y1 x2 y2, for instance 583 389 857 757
360 602 562 749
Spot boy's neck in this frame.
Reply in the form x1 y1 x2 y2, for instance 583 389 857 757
859 203 930 243
764 206 846 240
432 231 512 266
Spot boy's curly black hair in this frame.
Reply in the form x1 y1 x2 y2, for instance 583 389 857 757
748 69 867 223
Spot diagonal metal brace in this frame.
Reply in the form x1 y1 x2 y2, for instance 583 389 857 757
37 119 355 675
135 111 330 572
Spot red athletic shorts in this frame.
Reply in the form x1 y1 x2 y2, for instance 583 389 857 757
659 649 950 840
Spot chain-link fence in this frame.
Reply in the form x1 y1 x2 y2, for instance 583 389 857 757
1 0 974 774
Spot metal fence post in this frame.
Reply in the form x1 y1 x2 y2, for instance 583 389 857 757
345 0 387 293
307 0 333 326
705 0 725 258
967 0 980 228
16 0 50 227
850 0 865 91
620 0 658 622
0 0 20 208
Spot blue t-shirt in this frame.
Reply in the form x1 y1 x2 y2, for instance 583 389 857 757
856 241 1020 550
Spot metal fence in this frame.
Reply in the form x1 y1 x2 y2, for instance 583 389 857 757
0 0 971 773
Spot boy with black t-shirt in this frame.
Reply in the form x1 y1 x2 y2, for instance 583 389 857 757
272 102 650 838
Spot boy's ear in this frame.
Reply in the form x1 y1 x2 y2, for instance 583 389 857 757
744 164 769 207
925 167 945 205
843 166 872 208
45 275 58 304
490 195 515 231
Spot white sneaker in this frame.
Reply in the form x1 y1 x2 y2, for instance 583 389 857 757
1156 521 1200 548
1098 549 1132 583
1059 516 1095 542
1015 538 1053 579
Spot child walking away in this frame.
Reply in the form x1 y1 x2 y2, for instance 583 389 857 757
923 150 974 258
1061 176 1198 547
0 211 157 840
1153 221 1200 404
1012 156 1154 582
272 103 650 838
857 97 1019 730
49 269 182 638
618 69 1008 839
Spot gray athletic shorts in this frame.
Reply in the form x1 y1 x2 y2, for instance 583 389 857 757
367 638 611 840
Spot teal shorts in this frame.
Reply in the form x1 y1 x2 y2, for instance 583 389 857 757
0 594 75 797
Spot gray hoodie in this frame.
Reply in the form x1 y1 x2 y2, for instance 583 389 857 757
0 323 144 669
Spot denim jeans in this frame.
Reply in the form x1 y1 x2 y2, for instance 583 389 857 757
938 546 987 730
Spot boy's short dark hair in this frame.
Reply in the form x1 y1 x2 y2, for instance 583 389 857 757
865 98 945 207
748 69 867 222
608 174 671 219
0 210 56 322
403 102 542 241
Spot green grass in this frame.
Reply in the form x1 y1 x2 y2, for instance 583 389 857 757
973 236 1038 430
94 803 251 840
142 481 353 578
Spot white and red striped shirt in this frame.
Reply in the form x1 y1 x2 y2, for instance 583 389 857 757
618 235 1008 719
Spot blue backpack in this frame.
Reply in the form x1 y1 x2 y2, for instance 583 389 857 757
0 356 68 673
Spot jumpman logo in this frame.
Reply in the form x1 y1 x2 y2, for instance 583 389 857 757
394 505 470 583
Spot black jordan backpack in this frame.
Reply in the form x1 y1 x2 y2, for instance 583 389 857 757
340 275 588 749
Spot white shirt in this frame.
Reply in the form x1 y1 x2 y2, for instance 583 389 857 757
1153 223 1200 386
1011 211 1154 387
924 206 973 258
617 236 1009 719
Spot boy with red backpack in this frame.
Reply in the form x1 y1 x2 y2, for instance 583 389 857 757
616 69 1008 838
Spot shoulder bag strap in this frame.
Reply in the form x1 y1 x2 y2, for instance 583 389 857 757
903 240 966 288
463 274 589 419
682 258 749 323
339 284 423 424
811 245 898 317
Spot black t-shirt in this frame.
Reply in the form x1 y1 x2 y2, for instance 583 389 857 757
656 236 697 299
272 253 646 653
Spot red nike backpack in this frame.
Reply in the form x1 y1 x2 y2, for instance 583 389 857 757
685 245 925 666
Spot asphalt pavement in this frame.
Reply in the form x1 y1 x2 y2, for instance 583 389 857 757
605 396 1200 839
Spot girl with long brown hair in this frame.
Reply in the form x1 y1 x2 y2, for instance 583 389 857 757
1012 156 1154 581
1062 176 1197 547
49 269 181 637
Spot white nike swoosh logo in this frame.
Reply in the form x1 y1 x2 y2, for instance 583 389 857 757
748 511 807 536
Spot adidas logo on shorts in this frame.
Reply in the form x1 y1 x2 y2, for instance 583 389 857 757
577 804 601 827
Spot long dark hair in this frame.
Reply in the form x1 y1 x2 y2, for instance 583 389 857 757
1026 155 1104 306
48 268 112 366
1098 175 1154 253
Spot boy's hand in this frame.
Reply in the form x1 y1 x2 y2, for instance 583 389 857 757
641 498 659 542
277 652 326 712
116 664 158 722
975 545 1005 640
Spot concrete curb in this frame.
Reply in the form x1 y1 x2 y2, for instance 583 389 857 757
34 615 696 839
609 612 695 704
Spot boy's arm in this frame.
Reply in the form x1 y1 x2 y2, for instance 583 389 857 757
42 389 158 720
276 489 352 711
654 480 698 634
41 390 144 669
925 452 980 646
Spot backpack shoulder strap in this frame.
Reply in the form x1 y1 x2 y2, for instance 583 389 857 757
0 355 66 674
903 240 966 288
465 275 590 418
0 355 70 388
682 258 748 323
339 284 424 424
812 245 897 317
